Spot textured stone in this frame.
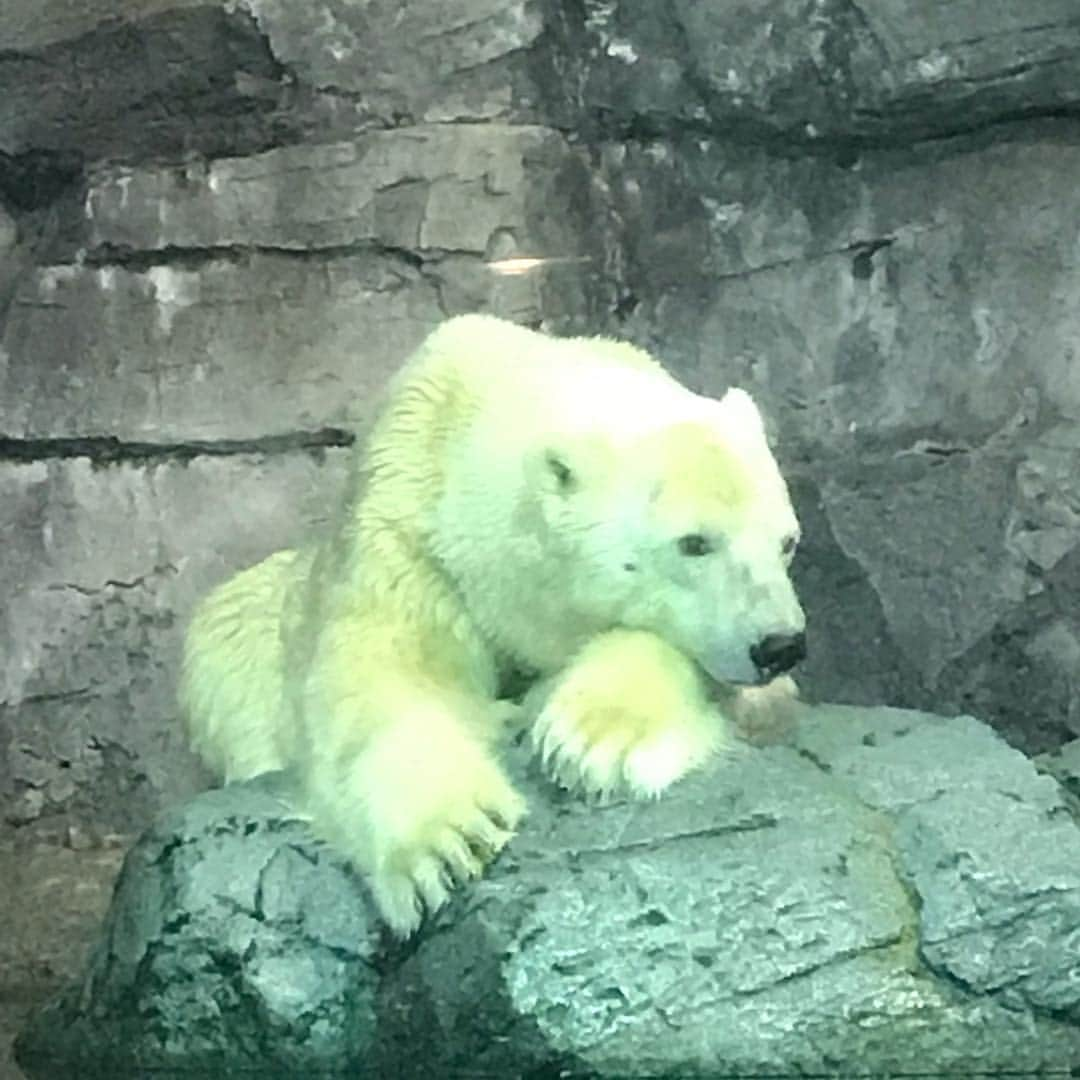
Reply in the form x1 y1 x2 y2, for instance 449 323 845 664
596 131 1080 752
1 252 440 442
78 124 579 255
599 134 1080 438
565 0 1080 145
798 708 1080 1016
17 705 1080 1077
0 204 16 255
16 775 380 1077
0 201 26 325
1037 738 1080 802
2 125 594 442
0 0 548 197
0 3 288 181
246 0 543 124
0 452 348 827
2 0 209 53
0 834 129 1080
6 0 1079 181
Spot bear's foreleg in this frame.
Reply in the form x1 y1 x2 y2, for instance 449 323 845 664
527 629 727 800
299 610 526 938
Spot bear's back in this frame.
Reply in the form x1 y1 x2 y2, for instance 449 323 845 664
420 315 705 445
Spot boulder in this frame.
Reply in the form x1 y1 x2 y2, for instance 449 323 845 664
17 704 1080 1076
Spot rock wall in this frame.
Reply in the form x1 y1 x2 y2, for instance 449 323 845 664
3 0 1080 829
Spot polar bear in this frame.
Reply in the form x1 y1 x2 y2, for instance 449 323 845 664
180 315 805 936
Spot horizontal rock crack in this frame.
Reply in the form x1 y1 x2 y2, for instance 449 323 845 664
567 813 781 859
0 430 355 464
78 240 428 272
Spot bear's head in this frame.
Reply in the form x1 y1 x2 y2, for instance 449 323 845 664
530 387 805 686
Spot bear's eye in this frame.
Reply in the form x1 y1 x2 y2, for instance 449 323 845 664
781 533 799 558
677 533 713 557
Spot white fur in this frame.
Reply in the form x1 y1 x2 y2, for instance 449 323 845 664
180 315 804 936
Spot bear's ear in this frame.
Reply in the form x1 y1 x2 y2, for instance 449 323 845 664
526 434 610 497
717 387 767 442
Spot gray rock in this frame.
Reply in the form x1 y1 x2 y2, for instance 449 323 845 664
5 0 1079 177
0 3 289 173
0 200 28 330
2 125 596 442
596 131 1080 752
1 251 442 441
1036 737 1080 803
799 709 1080 1016
16 773 381 1077
4 0 1080 922
17 705 1080 1076
246 0 543 125
79 125 567 254
0 0 547 178
0 452 348 828
0 203 16 256
561 0 1080 145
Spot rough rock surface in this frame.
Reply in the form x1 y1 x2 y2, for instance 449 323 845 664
559 0 1080 145
0 0 547 187
0 452 349 829
0 118 598 830
16 705 1080 1077
4 124 593 443
599 129 1080 752
0 831 129 1080
3 0 1080 855
1036 736 1080 804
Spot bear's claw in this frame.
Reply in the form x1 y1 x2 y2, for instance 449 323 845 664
346 706 527 937
369 788 526 938
533 698 720 801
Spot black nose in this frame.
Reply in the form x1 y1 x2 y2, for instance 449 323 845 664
749 632 806 679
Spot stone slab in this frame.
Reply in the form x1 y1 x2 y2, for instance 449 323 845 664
2 125 597 441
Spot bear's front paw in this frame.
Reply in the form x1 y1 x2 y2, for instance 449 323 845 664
528 631 726 801
525 629 727 801
357 724 527 938
532 688 721 801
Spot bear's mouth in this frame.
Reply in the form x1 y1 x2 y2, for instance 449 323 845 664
703 673 753 695
704 669 786 695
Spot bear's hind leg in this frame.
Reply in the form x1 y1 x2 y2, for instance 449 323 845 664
180 549 304 782
528 629 727 800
